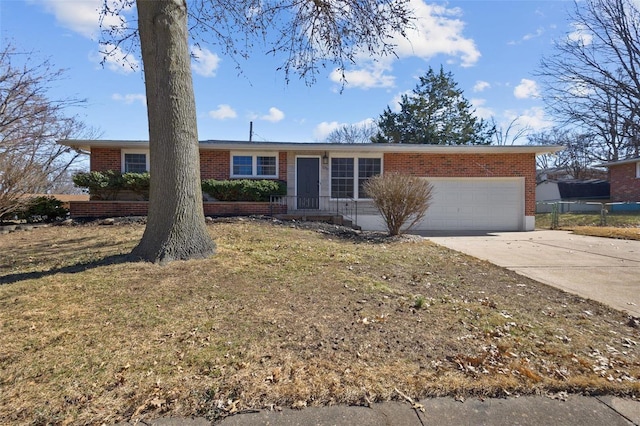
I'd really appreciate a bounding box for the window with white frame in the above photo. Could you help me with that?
[331,157,381,199]
[636,162,640,178]
[231,153,278,178]
[122,151,149,173]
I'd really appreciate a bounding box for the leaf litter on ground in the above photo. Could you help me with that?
[0,216,638,424]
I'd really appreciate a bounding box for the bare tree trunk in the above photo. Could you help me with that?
[133,0,216,263]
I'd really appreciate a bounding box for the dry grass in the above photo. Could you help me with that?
[1,218,639,424]
[536,212,640,240]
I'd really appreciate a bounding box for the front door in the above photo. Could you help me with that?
[296,157,320,209]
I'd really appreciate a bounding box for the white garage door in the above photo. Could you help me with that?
[415,177,524,231]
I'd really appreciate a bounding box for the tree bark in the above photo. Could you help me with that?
[133,0,216,263]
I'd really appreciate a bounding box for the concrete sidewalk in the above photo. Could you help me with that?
[121,395,640,425]
[426,230,640,317]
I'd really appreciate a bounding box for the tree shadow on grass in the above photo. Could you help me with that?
[0,253,137,286]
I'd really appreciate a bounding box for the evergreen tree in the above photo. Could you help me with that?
[373,66,494,145]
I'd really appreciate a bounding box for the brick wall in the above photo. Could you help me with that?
[384,152,537,215]
[200,150,230,180]
[69,201,286,218]
[91,148,121,172]
[609,163,640,202]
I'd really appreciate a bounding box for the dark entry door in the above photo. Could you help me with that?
[296,157,320,209]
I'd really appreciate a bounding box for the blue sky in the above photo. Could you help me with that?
[1,1,579,143]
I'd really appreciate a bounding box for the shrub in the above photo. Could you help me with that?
[121,172,150,199]
[202,179,286,202]
[364,173,433,236]
[16,196,68,222]
[73,171,150,200]
[73,171,124,200]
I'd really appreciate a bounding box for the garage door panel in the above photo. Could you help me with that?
[417,178,524,231]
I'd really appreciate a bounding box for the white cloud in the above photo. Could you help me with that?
[568,22,593,45]
[389,90,413,112]
[522,27,544,41]
[330,65,395,89]
[470,98,494,120]
[209,104,237,120]
[260,107,285,123]
[473,80,491,93]
[394,1,480,68]
[112,93,146,105]
[313,118,376,140]
[505,107,553,131]
[514,78,540,99]
[92,43,140,74]
[31,0,129,38]
[191,45,221,77]
[336,0,480,90]
[314,121,343,140]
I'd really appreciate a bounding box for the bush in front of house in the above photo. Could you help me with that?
[16,196,68,222]
[364,173,434,236]
[201,179,286,202]
[73,171,125,200]
[121,172,150,199]
[73,171,150,200]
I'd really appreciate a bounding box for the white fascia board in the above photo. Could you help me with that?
[60,139,563,156]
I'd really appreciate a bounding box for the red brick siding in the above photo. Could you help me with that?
[69,201,287,218]
[278,152,287,181]
[383,152,537,215]
[197,150,287,181]
[200,150,230,180]
[609,163,640,202]
[91,148,121,172]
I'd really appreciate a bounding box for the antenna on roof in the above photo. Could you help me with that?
[249,121,253,142]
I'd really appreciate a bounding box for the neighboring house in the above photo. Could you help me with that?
[596,156,640,211]
[536,167,607,184]
[60,139,560,232]
[536,180,610,213]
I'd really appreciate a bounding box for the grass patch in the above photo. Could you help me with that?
[536,212,640,240]
[1,218,639,424]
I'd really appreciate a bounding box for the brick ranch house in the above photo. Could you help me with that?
[597,156,640,210]
[60,139,561,232]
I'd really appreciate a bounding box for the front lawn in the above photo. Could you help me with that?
[0,218,638,424]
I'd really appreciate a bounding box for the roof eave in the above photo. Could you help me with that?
[59,139,564,155]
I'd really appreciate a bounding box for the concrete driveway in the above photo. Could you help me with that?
[425,230,640,316]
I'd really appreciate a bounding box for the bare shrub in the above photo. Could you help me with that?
[364,173,434,236]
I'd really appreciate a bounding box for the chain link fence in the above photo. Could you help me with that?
[536,201,640,229]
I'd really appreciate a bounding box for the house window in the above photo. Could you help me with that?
[331,158,354,198]
[122,152,148,173]
[231,153,278,178]
[331,157,381,199]
[636,162,640,178]
[358,158,382,198]
[257,156,277,176]
[232,155,253,176]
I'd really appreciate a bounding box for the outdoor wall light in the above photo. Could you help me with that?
[322,152,329,165]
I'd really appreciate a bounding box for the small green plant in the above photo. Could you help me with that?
[414,295,426,309]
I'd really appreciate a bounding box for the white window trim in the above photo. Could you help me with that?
[230,152,279,178]
[121,149,150,173]
[330,155,383,200]
[636,162,640,178]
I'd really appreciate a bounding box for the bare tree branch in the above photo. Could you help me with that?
[0,43,98,218]
[538,0,640,161]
